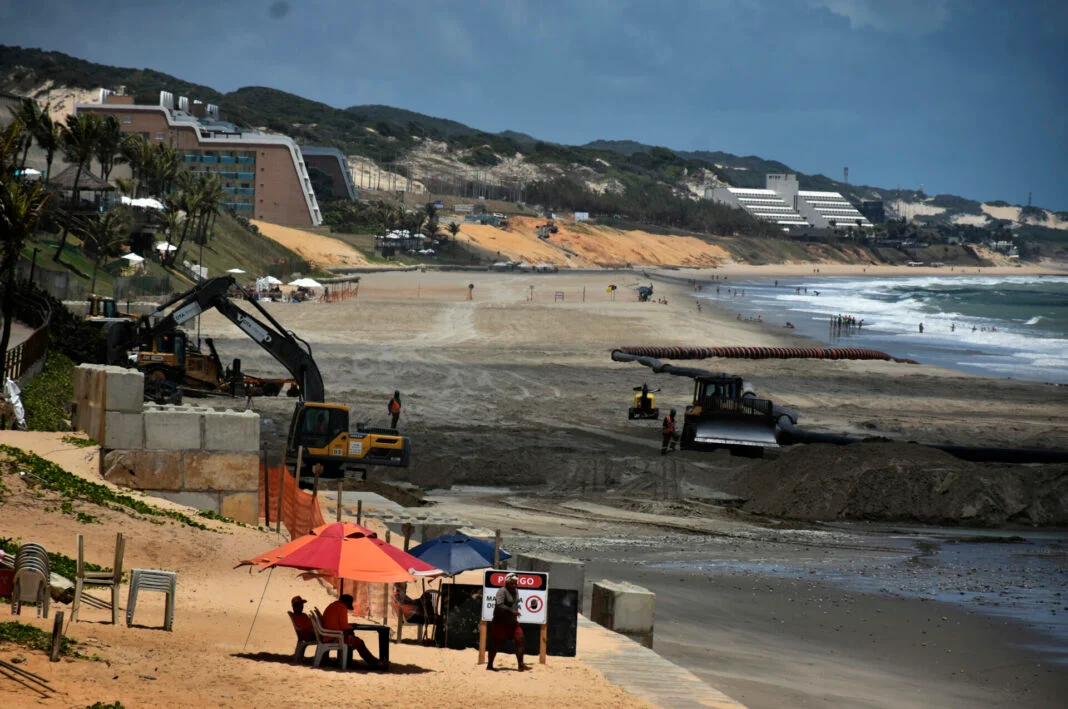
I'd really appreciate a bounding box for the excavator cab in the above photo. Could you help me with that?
[287,402,411,476]
[680,375,778,457]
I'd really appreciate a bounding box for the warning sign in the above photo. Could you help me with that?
[482,570,549,625]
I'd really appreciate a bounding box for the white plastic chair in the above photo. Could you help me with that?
[311,608,347,670]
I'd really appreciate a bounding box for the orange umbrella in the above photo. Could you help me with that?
[241,522,442,584]
[240,522,377,568]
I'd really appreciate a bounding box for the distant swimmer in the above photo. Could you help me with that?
[919,323,924,333]
[951,323,956,332]
[784,322,796,329]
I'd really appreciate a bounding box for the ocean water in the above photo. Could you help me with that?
[699,275,1068,383]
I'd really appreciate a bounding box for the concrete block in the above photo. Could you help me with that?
[143,406,202,450]
[73,365,90,402]
[103,411,144,450]
[590,580,655,648]
[202,409,260,452]
[80,401,105,442]
[88,365,107,408]
[104,368,144,413]
[152,490,220,513]
[515,552,586,594]
[220,491,260,525]
[102,449,183,491]
[183,452,259,491]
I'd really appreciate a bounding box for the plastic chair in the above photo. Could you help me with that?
[126,568,177,631]
[310,608,347,670]
[11,568,49,617]
[289,611,318,662]
[393,589,438,643]
[72,533,125,625]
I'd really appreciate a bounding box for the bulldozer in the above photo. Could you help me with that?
[628,384,660,420]
[136,330,295,397]
[678,374,779,457]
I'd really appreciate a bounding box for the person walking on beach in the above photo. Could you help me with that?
[487,574,531,672]
[661,409,679,455]
[388,390,402,428]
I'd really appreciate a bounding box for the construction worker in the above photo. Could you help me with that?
[661,409,678,455]
[388,390,402,428]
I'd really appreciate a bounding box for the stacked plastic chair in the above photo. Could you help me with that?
[11,543,51,618]
[126,568,177,631]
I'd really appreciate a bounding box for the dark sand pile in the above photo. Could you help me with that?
[731,442,1068,526]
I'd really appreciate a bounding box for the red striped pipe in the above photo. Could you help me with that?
[614,346,919,365]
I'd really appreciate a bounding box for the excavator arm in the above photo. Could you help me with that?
[138,276,325,402]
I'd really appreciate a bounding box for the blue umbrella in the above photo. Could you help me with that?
[408,534,511,576]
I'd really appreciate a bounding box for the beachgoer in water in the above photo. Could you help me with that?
[919,323,924,333]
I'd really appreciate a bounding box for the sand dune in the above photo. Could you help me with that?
[252,220,371,268]
[457,216,730,268]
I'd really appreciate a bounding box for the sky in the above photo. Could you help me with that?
[1,0,1065,209]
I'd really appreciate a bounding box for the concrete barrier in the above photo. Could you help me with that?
[102,450,183,491]
[590,580,655,648]
[202,409,260,452]
[103,367,144,413]
[143,405,203,450]
[103,411,144,450]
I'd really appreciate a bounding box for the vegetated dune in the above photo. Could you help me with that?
[732,442,1068,526]
[456,216,730,268]
[251,220,370,268]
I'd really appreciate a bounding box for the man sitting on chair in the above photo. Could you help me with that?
[322,594,382,668]
[290,596,314,642]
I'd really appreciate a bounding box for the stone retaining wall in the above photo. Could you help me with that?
[73,364,261,524]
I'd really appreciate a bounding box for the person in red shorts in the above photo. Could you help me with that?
[487,573,531,672]
[322,594,382,669]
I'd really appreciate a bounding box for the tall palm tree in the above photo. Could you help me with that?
[446,221,461,243]
[9,98,42,173]
[147,142,179,195]
[76,209,129,294]
[34,111,62,185]
[53,113,101,262]
[95,115,125,181]
[121,134,152,194]
[0,120,52,370]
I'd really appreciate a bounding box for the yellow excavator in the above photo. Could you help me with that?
[138,276,411,476]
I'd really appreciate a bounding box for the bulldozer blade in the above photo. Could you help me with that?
[693,419,779,448]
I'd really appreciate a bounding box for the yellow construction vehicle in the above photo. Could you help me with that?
[140,276,411,476]
[137,331,295,397]
[628,384,660,420]
[85,294,136,321]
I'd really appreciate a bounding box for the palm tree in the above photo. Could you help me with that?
[446,221,461,243]
[0,119,52,371]
[53,113,101,262]
[121,134,152,194]
[146,142,179,195]
[95,116,125,181]
[34,111,62,185]
[76,209,130,294]
[9,98,42,173]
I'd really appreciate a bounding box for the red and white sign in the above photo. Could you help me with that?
[482,570,549,625]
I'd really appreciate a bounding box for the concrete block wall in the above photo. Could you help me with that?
[590,580,655,648]
[73,364,261,524]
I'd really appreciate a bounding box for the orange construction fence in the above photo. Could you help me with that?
[259,464,326,540]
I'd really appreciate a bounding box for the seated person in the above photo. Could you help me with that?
[290,595,314,642]
[395,587,438,625]
[322,594,382,668]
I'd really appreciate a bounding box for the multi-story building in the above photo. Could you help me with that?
[859,200,886,224]
[76,90,322,226]
[708,173,872,230]
[299,146,357,202]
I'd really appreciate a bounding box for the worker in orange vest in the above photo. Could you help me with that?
[661,409,678,455]
[388,390,402,429]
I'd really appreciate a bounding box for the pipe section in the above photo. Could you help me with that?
[615,346,919,365]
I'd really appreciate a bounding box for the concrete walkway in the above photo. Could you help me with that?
[1,320,32,350]
[578,616,747,709]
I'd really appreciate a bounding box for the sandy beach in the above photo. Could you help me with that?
[2,268,1065,708]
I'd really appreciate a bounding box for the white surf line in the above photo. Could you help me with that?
[578,616,747,708]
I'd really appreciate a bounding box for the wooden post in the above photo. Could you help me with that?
[261,442,269,527]
[311,463,322,499]
[336,480,343,522]
[356,500,363,526]
[539,624,547,665]
[478,620,487,664]
[50,612,64,662]
[493,529,501,568]
[383,530,391,627]
[402,522,413,552]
